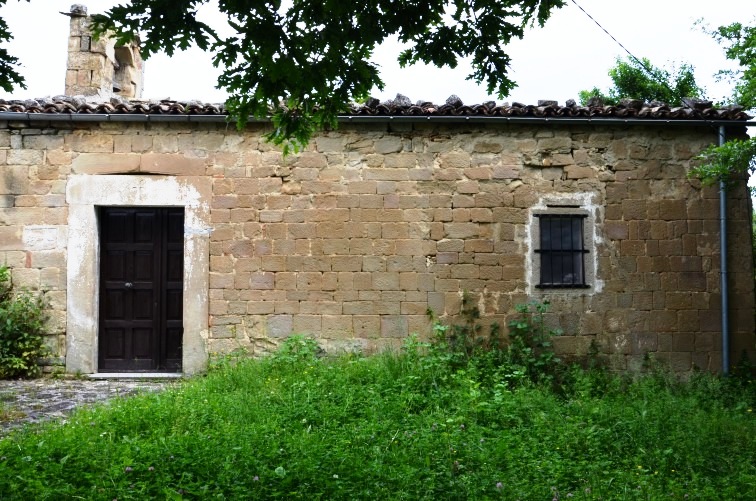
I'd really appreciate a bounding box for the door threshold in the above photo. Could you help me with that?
[89,373,184,380]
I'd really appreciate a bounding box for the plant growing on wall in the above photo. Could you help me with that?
[0,266,48,378]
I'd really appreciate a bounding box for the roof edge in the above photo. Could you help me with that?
[0,96,752,123]
[0,111,751,128]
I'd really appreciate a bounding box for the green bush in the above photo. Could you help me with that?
[0,265,48,378]
[503,300,563,386]
[427,295,564,388]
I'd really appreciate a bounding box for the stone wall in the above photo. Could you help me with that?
[0,118,753,373]
[65,6,144,99]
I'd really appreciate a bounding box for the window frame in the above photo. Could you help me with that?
[528,199,597,294]
[534,213,590,289]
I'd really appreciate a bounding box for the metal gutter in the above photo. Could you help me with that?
[718,126,730,376]
[0,112,237,123]
[338,115,753,127]
[0,111,752,128]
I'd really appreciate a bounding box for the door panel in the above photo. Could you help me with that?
[99,207,184,372]
[162,209,185,371]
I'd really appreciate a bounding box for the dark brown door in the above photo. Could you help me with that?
[98,207,184,372]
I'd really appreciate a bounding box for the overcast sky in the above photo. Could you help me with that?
[0,0,753,107]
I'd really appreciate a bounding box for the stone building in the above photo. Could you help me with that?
[0,8,753,375]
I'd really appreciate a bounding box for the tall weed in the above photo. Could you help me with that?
[0,266,48,378]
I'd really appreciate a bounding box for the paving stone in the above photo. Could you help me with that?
[0,379,175,436]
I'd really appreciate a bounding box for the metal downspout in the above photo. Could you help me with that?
[718,126,730,375]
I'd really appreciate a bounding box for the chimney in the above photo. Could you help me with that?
[64,4,143,99]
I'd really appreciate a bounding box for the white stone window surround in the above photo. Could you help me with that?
[65,175,211,374]
[526,193,603,295]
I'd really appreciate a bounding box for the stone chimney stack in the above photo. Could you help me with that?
[64,4,143,99]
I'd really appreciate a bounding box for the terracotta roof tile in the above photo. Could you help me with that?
[0,95,750,121]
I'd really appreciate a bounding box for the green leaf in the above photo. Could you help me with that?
[689,137,756,189]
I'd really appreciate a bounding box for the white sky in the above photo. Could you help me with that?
[0,0,753,106]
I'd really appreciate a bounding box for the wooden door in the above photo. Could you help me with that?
[98,207,184,372]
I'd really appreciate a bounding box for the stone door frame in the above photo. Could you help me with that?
[66,175,211,374]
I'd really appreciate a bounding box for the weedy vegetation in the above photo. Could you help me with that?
[0,301,754,499]
[0,265,47,379]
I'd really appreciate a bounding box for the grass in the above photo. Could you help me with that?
[0,339,754,500]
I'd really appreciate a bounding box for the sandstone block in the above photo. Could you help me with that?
[0,226,22,250]
[292,315,322,334]
[65,133,114,153]
[373,272,400,290]
[381,222,408,239]
[71,153,141,174]
[456,180,479,194]
[450,264,478,279]
[472,140,503,153]
[604,221,628,240]
[267,314,293,338]
[22,135,64,151]
[322,315,353,338]
[364,168,409,181]
[293,152,327,169]
[669,256,702,272]
[246,301,275,314]
[10,267,40,289]
[678,272,706,291]
[383,153,417,169]
[259,210,283,223]
[620,199,646,220]
[465,167,492,180]
[332,256,362,272]
[298,272,325,290]
[492,207,526,224]
[381,315,408,338]
[650,310,678,332]
[31,250,65,268]
[140,153,205,175]
[564,165,596,179]
[374,137,402,154]
[439,151,471,170]
[349,181,377,194]
[443,223,479,239]
[620,240,646,256]
[0,165,30,194]
[537,136,571,152]
[249,272,275,290]
[352,315,380,338]
[657,239,682,256]
[659,199,686,220]
[343,301,376,315]
[151,135,178,153]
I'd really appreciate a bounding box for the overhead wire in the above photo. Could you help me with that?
[568,0,727,132]
[568,0,656,80]
[569,0,746,378]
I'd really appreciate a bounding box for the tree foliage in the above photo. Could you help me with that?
[690,22,756,192]
[0,0,28,93]
[709,21,756,110]
[85,0,564,153]
[578,57,703,106]
[690,138,756,190]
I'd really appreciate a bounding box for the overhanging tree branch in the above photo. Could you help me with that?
[83,0,566,153]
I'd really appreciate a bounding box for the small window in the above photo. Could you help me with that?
[535,214,589,288]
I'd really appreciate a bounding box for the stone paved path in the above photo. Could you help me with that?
[0,379,176,436]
